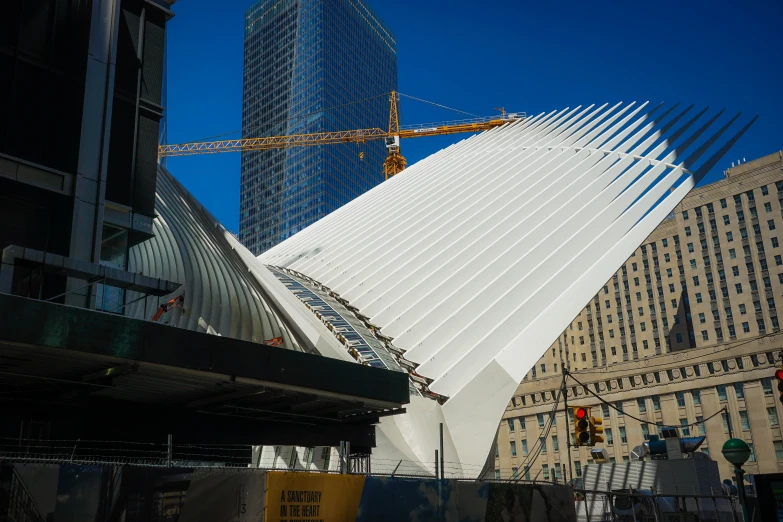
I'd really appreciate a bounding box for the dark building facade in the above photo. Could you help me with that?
[240,0,398,254]
[0,0,175,311]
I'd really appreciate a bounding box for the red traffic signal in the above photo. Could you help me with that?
[776,368,783,403]
[574,407,590,445]
[576,407,588,420]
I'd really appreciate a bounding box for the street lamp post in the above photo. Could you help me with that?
[722,438,751,522]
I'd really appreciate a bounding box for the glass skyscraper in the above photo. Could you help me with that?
[241,0,397,254]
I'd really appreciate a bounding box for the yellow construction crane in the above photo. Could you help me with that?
[158,92,524,179]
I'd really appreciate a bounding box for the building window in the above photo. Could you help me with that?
[742,322,750,333]
[680,418,690,436]
[552,436,559,452]
[769,407,779,427]
[692,389,701,405]
[774,238,780,248]
[770,220,777,231]
[693,276,700,286]
[723,215,730,225]
[685,226,691,236]
[701,330,709,341]
[676,392,686,407]
[717,385,728,401]
[540,437,547,454]
[740,411,750,430]
[637,398,646,413]
[695,415,705,435]
[537,413,545,428]
[641,424,649,440]
[763,378,774,395]
[575,461,582,477]
[495,469,501,480]
[773,441,783,461]
[619,426,627,443]
[507,419,515,432]
[542,464,549,481]
[748,443,757,462]
[522,440,528,456]
[616,401,624,416]
[699,312,706,323]
[602,404,610,418]
[510,441,517,457]
[652,395,661,411]
[722,412,732,433]
[605,428,613,445]
[736,283,743,294]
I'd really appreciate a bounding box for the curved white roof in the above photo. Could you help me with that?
[259,103,754,467]
[127,167,356,358]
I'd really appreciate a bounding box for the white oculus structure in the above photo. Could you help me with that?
[257,102,755,474]
[134,103,754,477]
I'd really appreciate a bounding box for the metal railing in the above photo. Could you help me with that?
[0,436,563,483]
[574,487,749,522]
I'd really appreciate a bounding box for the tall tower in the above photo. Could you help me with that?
[240,0,398,254]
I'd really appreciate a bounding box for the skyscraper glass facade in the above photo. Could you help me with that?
[241,0,397,254]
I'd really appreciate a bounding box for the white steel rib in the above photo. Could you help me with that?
[258,102,755,470]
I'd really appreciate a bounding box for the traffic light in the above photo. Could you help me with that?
[775,368,783,404]
[574,407,590,446]
[590,415,604,445]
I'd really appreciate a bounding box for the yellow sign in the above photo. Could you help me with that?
[265,471,365,522]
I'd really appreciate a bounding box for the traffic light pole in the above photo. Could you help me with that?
[562,370,574,484]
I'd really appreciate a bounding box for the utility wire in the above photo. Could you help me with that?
[511,386,562,483]
[565,370,728,430]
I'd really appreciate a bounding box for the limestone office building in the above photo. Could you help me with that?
[495,151,783,483]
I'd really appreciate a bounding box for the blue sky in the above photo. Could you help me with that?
[165,0,783,234]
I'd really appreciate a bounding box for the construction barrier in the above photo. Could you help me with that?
[0,461,578,521]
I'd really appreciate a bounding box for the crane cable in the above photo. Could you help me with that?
[176,92,391,143]
[397,92,481,118]
[167,91,484,146]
